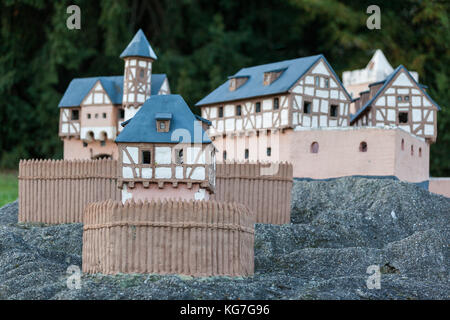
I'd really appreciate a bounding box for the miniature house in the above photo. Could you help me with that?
[196,53,442,185]
[58,29,170,160]
[350,65,439,143]
[195,54,352,164]
[116,94,216,203]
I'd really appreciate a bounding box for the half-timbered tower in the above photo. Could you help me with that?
[195,54,352,163]
[116,94,216,203]
[350,65,440,143]
[120,29,159,121]
[58,29,171,160]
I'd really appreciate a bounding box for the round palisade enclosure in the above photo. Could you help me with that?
[82,199,255,277]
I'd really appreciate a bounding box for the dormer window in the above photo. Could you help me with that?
[229,76,249,91]
[263,69,285,86]
[155,113,172,132]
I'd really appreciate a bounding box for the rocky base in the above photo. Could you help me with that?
[0,177,448,299]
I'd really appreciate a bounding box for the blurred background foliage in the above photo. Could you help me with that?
[0,0,448,175]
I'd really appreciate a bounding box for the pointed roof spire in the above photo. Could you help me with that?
[366,49,393,79]
[120,29,157,60]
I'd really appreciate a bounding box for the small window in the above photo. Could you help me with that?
[359,141,368,152]
[330,105,338,118]
[100,140,106,147]
[87,113,91,119]
[142,151,151,164]
[119,109,125,119]
[267,147,272,157]
[244,148,249,159]
[303,101,311,114]
[157,120,170,132]
[273,98,279,110]
[255,102,261,113]
[419,147,422,157]
[218,107,223,118]
[223,151,227,161]
[263,73,271,85]
[71,110,79,120]
[401,139,405,150]
[175,149,183,164]
[315,76,320,87]
[236,105,242,116]
[325,78,329,88]
[102,113,107,119]
[397,96,402,102]
[404,95,410,102]
[398,112,408,124]
[138,67,145,80]
[83,142,88,148]
[411,145,414,156]
[310,142,319,153]
[95,113,99,119]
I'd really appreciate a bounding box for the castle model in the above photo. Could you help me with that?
[57,30,448,197]
[18,29,447,277]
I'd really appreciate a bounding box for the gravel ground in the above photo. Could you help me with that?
[0,177,449,299]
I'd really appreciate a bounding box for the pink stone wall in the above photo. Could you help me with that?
[428,178,450,198]
[284,128,429,183]
[124,182,209,202]
[63,138,118,160]
[213,130,285,162]
[212,127,430,183]
[393,130,429,182]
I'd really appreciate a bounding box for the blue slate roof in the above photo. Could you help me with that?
[116,95,212,144]
[350,65,441,123]
[58,74,167,107]
[196,54,351,106]
[119,29,157,60]
[195,114,212,126]
[155,113,172,120]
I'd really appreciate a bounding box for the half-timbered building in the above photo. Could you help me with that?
[350,65,440,143]
[195,54,352,163]
[116,94,216,203]
[58,29,171,160]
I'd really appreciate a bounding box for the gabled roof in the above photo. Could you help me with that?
[350,65,441,123]
[196,54,350,106]
[58,74,167,107]
[116,95,211,144]
[119,29,157,60]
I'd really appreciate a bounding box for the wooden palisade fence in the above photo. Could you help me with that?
[18,159,120,223]
[212,161,293,224]
[18,159,293,225]
[82,200,255,276]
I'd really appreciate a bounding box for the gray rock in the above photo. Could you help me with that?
[0,177,449,300]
